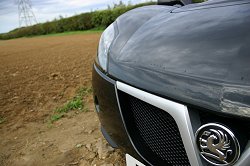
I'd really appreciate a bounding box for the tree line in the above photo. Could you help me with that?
[0,2,155,40]
[0,0,205,40]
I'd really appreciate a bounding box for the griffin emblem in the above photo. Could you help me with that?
[196,123,240,166]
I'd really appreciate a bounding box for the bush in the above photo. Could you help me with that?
[0,2,156,40]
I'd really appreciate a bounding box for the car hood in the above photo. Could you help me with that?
[108,2,250,117]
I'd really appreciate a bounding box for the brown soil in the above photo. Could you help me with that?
[0,34,125,166]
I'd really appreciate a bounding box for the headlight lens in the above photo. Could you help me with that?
[98,24,115,71]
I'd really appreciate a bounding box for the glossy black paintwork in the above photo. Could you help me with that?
[92,65,142,158]
[92,65,126,146]
[108,1,250,117]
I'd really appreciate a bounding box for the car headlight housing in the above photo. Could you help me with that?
[97,23,115,71]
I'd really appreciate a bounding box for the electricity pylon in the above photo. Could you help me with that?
[17,0,37,27]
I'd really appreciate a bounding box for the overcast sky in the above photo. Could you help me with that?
[0,0,152,33]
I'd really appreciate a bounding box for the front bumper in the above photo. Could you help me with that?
[92,64,141,159]
[92,64,250,166]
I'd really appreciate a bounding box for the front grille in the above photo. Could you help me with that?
[118,91,190,166]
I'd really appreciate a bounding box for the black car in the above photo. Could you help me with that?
[92,0,250,165]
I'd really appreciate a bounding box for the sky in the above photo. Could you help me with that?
[0,0,152,33]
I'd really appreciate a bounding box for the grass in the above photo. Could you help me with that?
[35,29,103,38]
[77,87,93,97]
[49,87,92,123]
[0,30,103,41]
[0,117,5,124]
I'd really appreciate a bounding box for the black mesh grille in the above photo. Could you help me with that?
[118,91,190,166]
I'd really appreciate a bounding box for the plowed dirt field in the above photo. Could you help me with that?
[0,33,125,166]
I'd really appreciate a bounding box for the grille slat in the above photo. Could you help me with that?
[119,91,190,166]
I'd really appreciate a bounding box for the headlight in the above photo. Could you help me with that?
[98,23,115,71]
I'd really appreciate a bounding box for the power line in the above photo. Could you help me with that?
[18,0,37,27]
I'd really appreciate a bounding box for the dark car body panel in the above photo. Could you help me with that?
[107,1,250,118]
[92,65,144,159]
[92,65,128,147]
[174,0,250,12]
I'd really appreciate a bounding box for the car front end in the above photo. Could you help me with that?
[92,1,250,165]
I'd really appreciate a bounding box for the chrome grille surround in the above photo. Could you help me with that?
[116,81,202,166]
